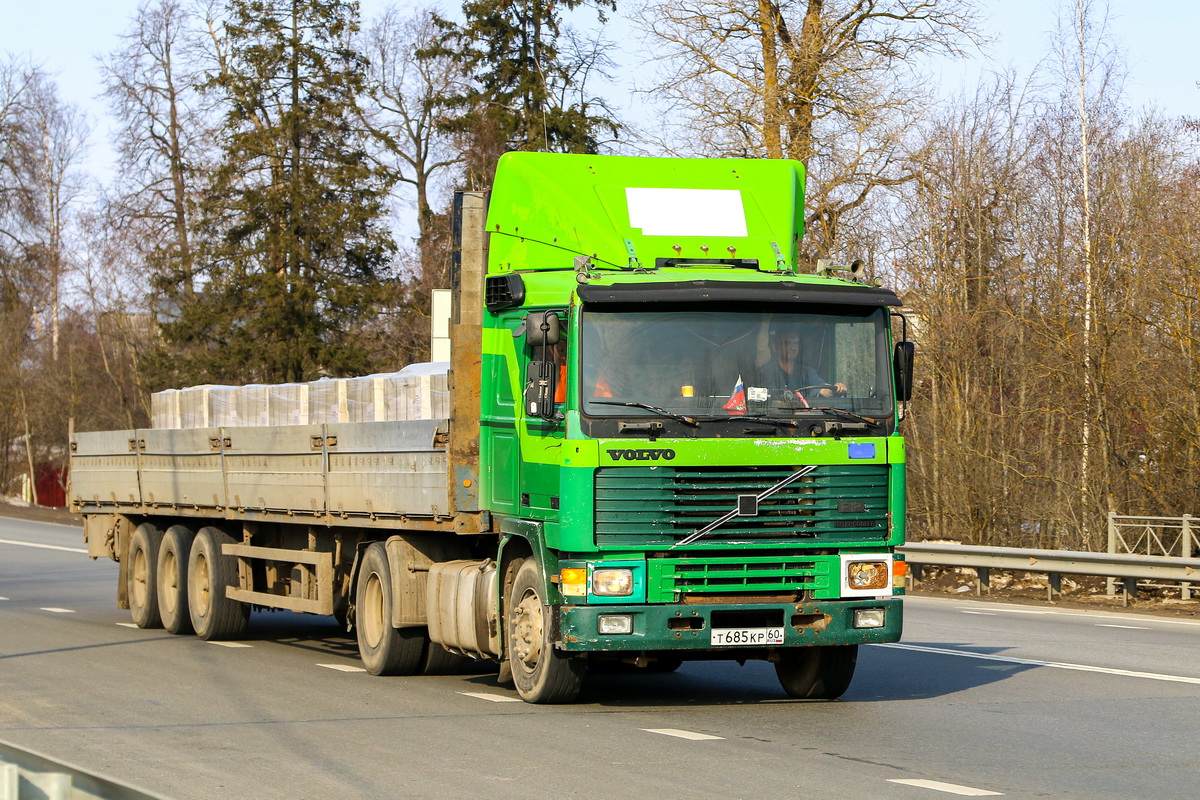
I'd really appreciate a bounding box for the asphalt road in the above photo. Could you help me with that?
[2,517,1198,799]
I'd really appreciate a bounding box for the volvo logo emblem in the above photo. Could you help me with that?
[606,448,676,461]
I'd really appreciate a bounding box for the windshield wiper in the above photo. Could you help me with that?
[812,407,888,425]
[591,401,700,427]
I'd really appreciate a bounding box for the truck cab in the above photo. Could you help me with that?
[456,153,911,701]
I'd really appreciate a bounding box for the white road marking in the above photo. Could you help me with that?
[1095,623,1149,630]
[908,596,1200,628]
[207,641,252,648]
[963,606,1053,615]
[0,537,88,554]
[116,622,140,629]
[40,607,74,613]
[458,691,521,703]
[642,728,724,741]
[960,611,995,616]
[889,778,1003,796]
[317,663,366,672]
[0,597,8,601]
[876,642,1200,685]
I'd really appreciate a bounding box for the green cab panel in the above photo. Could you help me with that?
[486,152,806,275]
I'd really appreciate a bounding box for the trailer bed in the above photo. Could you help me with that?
[71,420,452,528]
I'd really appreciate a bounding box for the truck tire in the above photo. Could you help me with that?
[774,645,858,700]
[355,542,424,676]
[421,641,478,675]
[127,523,163,629]
[157,525,195,635]
[506,558,584,703]
[187,526,249,640]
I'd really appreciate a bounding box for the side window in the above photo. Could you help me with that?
[834,321,875,393]
[489,317,522,410]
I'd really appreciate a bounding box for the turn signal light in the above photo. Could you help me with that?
[560,568,587,596]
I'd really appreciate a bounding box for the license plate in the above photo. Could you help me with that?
[711,627,785,646]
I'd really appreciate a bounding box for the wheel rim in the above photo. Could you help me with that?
[161,549,178,616]
[131,546,149,609]
[512,589,544,671]
[362,572,385,649]
[191,552,210,620]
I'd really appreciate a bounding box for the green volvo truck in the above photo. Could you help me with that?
[70,153,913,703]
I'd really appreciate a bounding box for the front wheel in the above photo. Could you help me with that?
[506,559,583,703]
[354,542,424,676]
[775,645,858,700]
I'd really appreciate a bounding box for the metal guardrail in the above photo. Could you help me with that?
[0,739,168,800]
[898,541,1199,605]
[1107,514,1197,600]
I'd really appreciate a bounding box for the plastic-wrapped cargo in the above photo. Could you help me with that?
[151,389,182,429]
[389,362,450,421]
[235,385,270,427]
[308,378,342,424]
[179,385,214,428]
[150,363,451,428]
[268,383,309,426]
[343,376,375,423]
[206,385,237,427]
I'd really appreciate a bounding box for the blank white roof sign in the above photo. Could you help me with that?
[625,188,748,237]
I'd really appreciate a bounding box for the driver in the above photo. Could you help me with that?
[762,328,846,401]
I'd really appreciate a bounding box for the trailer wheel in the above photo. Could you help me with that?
[187,527,249,640]
[774,645,858,700]
[506,559,584,703]
[157,525,195,635]
[355,543,423,676]
[127,524,163,629]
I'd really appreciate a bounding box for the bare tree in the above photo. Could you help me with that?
[363,4,465,260]
[100,0,215,300]
[21,73,91,363]
[636,0,979,263]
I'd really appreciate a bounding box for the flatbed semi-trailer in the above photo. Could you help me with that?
[71,152,914,703]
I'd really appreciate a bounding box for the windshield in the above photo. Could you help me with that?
[580,305,895,423]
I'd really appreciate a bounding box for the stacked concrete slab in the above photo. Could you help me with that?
[150,363,450,429]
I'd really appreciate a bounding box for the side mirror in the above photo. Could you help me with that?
[524,312,560,347]
[524,360,558,419]
[893,341,915,402]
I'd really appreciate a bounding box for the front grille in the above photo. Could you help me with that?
[594,464,888,547]
[648,555,832,602]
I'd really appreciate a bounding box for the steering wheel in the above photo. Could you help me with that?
[794,384,847,398]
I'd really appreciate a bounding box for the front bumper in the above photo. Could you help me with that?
[557,597,902,653]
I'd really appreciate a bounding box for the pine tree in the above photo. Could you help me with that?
[162,0,396,384]
[426,0,619,186]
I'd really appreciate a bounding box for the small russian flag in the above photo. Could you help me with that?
[722,375,746,415]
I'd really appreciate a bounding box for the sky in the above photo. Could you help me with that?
[0,0,1194,187]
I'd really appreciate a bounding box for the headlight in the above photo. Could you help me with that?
[591,568,634,597]
[847,561,890,591]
